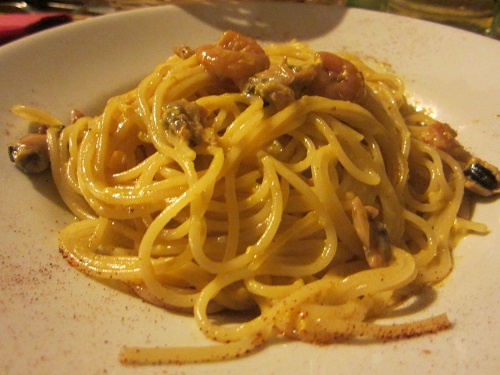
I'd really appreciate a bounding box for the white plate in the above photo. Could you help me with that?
[1,3,499,374]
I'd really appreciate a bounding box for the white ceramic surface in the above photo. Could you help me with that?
[1,3,499,374]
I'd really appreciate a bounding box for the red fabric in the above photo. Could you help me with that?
[0,13,72,44]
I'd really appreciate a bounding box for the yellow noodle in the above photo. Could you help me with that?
[15,36,491,365]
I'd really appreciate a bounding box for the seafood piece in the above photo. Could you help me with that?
[412,121,500,197]
[162,99,207,146]
[70,109,85,124]
[8,108,82,175]
[413,121,470,162]
[351,196,392,268]
[195,30,270,82]
[8,133,50,174]
[308,51,366,102]
[464,159,500,197]
[244,60,317,110]
[174,45,195,59]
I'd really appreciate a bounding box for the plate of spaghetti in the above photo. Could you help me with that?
[1,2,499,374]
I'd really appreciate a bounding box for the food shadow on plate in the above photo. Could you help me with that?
[19,169,69,213]
[384,284,438,318]
[177,2,349,42]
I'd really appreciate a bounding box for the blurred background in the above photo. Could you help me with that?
[1,0,499,44]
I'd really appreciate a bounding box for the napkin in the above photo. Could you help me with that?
[0,13,72,45]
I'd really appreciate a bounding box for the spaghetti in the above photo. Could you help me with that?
[10,31,496,364]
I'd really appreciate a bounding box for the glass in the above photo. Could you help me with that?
[386,0,499,35]
[491,3,500,38]
[346,0,387,10]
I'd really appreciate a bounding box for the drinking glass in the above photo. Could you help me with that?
[386,0,499,35]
